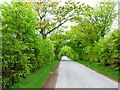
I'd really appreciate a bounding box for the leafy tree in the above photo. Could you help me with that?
[1,1,37,87]
[93,1,117,38]
[66,30,85,60]
[68,0,116,56]
[50,32,66,60]
[106,30,120,70]
[1,0,119,88]
[65,0,119,71]
[73,0,117,44]
[35,0,91,38]
[1,1,55,88]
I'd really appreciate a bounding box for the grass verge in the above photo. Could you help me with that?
[10,60,58,88]
[78,60,119,82]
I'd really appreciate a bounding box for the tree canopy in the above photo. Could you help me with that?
[1,0,119,88]
[35,0,92,38]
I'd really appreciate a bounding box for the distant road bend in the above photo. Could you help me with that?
[44,56,118,88]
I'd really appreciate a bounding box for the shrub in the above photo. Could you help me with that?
[90,30,120,70]
[1,1,36,87]
[1,1,55,88]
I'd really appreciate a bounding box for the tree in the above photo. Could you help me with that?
[66,29,85,60]
[50,29,67,60]
[93,1,117,38]
[1,1,55,88]
[58,46,79,60]
[106,30,120,70]
[1,1,37,87]
[65,0,118,65]
[74,0,117,43]
[35,0,91,38]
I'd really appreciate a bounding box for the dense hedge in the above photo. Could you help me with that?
[90,30,120,70]
[68,30,120,71]
[1,2,54,88]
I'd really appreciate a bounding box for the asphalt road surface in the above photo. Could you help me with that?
[45,56,118,88]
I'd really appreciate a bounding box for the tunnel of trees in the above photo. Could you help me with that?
[0,0,119,88]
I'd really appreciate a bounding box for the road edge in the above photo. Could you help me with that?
[43,60,60,88]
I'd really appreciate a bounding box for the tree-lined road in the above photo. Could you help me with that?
[45,56,118,88]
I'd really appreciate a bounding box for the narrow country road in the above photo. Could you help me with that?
[44,56,118,88]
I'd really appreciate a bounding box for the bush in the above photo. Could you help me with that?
[91,30,120,70]
[1,1,55,88]
[1,2,36,87]
[107,30,120,70]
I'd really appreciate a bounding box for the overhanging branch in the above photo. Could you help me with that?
[45,10,75,36]
[45,18,69,35]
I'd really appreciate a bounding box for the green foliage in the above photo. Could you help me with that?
[93,1,117,37]
[50,31,68,60]
[59,46,79,61]
[1,1,55,88]
[1,0,119,88]
[10,60,58,88]
[1,1,36,87]
[65,0,119,71]
[98,30,120,70]
[35,0,91,38]
[67,29,120,71]
[73,0,117,43]
[86,30,120,71]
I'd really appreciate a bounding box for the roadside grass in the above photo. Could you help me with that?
[78,60,119,82]
[10,60,58,88]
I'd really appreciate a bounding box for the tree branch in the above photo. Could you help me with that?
[40,10,47,20]
[45,18,69,36]
[45,10,75,36]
